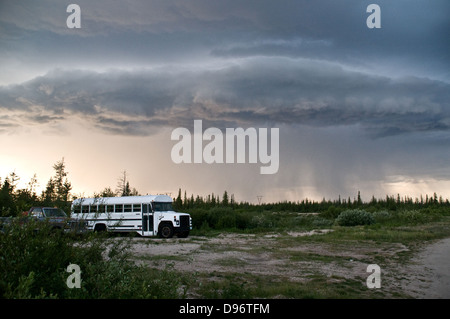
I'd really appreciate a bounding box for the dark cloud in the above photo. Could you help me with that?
[0,57,448,137]
[1,1,449,82]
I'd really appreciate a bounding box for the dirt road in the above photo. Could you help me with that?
[402,238,450,298]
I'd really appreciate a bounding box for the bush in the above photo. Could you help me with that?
[372,210,392,223]
[189,207,254,230]
[0,219,188,298]
[250,214,272,229]
[291,215,334,228]
[395,209,438,225]
[311,217,334,228]
[335,209,375,226]
[320,206,343,220]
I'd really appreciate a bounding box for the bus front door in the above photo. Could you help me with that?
[142,204,154,236]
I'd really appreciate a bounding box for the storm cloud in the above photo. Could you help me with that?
[1,0,449,82]
[1,57,449,138]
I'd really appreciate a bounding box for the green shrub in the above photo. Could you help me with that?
[0,219,188,299]
[188,209,209,229]
[250,214,272,229]
[395,209,438,225]
[189,207,254,230]
[320,206,343,219]
[335,209,375,226]
[311,217,334,228]
[291,215,334,228]
[372,210,392,223]
[235,212,252,229]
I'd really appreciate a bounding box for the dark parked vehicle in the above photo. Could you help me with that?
[28,207,87,233]
[1,207,87,234]
[0,207,87,234]
[29,207,68,229]
[0,217,12,233]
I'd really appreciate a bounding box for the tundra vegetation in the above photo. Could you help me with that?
[1,161,449,298]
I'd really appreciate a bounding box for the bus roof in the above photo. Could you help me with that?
[71,195,173,206]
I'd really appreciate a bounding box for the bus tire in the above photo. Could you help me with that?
[94,223,107,232]
[158,223,174,238]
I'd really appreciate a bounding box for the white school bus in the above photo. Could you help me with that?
[71,195,192,238]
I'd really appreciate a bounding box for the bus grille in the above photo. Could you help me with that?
[180,216,190,231]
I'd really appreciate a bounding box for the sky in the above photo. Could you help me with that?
[0,0,449,203]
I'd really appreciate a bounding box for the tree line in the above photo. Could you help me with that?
[173,188,450,213]
[1,158,449,218]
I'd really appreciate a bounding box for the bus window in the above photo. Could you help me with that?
[73,206,81,214]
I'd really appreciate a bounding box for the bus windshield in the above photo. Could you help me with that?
[152,202,174,212]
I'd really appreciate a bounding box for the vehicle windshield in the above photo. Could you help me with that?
[43,208,67,217]
[152,202,174,212]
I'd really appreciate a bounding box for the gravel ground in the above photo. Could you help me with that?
[128,231,450,298]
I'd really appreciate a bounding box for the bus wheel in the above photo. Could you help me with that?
[94,224,107,232]
[158,223,174,238]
